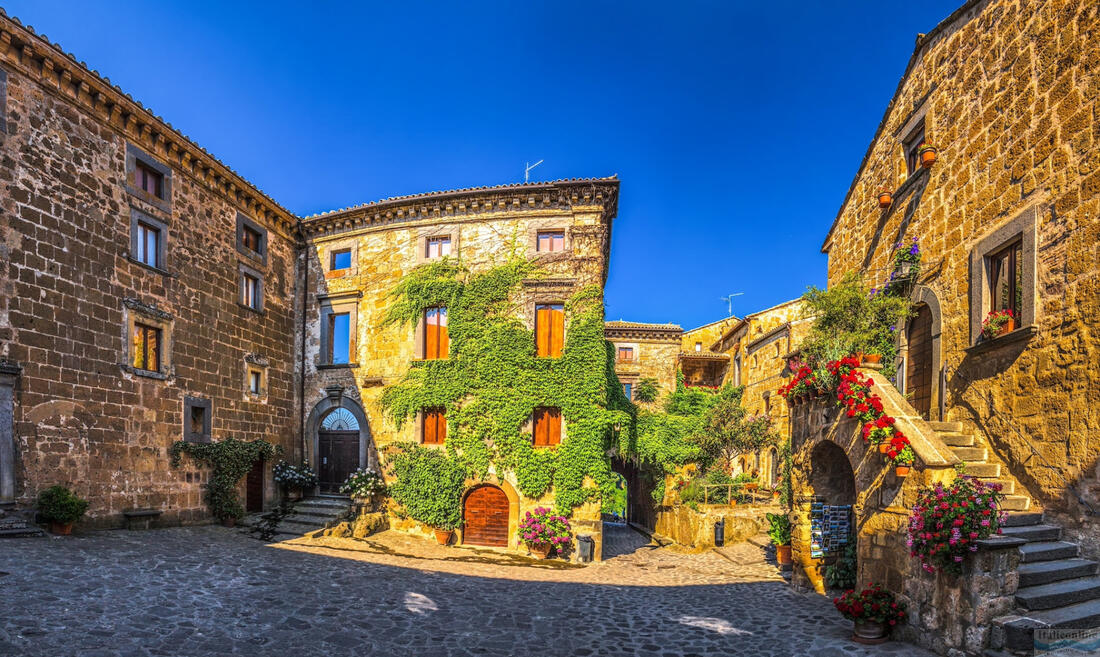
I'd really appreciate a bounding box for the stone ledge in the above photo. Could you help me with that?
[975,536,1027,550]
[965,325,1038,355]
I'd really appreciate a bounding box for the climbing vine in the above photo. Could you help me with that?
[379,257,632,515]
[170,438,281,521]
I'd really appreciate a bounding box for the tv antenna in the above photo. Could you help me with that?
[721,292,744,316]
[525,159,543,183]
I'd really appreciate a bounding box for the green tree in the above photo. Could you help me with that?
[692,385,778,470]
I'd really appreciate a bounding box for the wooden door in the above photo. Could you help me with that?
[318,430,358,493]
[906,305,934,419]
[463,485,509,547]
[245,457,264,513]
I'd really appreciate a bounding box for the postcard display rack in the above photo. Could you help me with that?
[809,498,852,559]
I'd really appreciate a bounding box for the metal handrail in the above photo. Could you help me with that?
[700,483,773,506]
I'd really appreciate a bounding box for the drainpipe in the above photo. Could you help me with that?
[298,242,309,462]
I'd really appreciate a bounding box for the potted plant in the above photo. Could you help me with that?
[273,459,319,501]
[981,309,1016,340]
[877,187,893,209]
[861,353,882,365]
[340,468,386,510]
[918,143,938,168]
[908,473,1005,574]
[766,512,792,566]
[834,583,907,643]
[519,507,572,559]
[36,485,89,535]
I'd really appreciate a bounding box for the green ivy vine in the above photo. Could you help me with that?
[379,257,632,515]
[170,438,281,520]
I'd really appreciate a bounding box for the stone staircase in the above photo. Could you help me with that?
[930,421,1031,511]
[0,502,44,538]
[247,495,351,542]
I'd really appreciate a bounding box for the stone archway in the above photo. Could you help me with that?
[802,440,858,593]
[305,389,374,493]
[808,441,856,505]
[459,478,519,549]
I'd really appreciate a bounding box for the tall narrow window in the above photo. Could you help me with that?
[623,383,633,401]
[533,407,562,447]
[135,221,161,268]
[536,231,565,253]
[135,161,164,199]
[695,341,702,352]
[617,346,634,362]
[184,397,211,443]
[132,323,161,372]
[330,248,352,270]
[249,370,262,395]
[989,240,1023,318]
[423,407,446,445]
[904,123,926,175]
[241,273,261,310]
[535,304,565,357]
[328,312,351,364]
[426,237,452,259]
[242,225,263,254]
[424,306,449,359]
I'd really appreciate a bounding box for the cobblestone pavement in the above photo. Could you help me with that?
[0,524,935,657]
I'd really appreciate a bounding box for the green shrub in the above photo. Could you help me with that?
[170,438,281,521]
[766,512,791,546]
[825,543,857,590]
[386,444,467,530]
[634,377,659,403]
[36,485,89,524]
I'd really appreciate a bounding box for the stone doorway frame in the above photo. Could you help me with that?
[305,387,375,483]
[0,361,20,501]
[899,285,943,421]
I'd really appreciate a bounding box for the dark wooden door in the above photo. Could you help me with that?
[245,457,265,512]
[463,485,509,547]
[907,305,934,419]
[318,430,358,493]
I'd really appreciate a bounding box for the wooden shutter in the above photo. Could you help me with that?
[550,306,564,357]
[423,408,445,445]
[533,408,546,446]
[438,307,448,358]
[533,407,561,447]
[536,305,550,356]
[425,307,449,359]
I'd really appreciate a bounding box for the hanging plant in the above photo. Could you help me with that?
[170,438,281,521]
[877,187,893,209]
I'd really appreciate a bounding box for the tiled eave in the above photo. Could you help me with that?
[605,321,682,342]
[678,351,730,362]
[0,10,298,238]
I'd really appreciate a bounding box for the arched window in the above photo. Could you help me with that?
[768,447,779,487]
[321,407,359,431]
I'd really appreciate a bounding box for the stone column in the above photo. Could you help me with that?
[0,361,20,501]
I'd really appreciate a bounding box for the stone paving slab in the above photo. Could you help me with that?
[0,525,936,656]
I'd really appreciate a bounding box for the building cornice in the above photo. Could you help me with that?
[605,320,682,343]
[678,351,730,362]
[0,10,298,239]
[302,178,619,239]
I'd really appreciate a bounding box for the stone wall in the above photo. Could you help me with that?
[821,0,1100,544]
[653,502,777,550]
[604,321,682,400]
[0,18,300,527]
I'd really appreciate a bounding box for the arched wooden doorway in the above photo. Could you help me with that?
[318,408,359,493]
[463,485,510,547]
[906,304,934,419]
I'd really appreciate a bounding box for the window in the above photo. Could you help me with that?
[695,341,702,352]
[733,354,742,386]
[132,323,161,372]
[330,248,352,270]
[422,407,446,445]
[904,123,926,175]
[135,221,161,268]
[424,307,448,359]
[426,236,452,259]
[989,240,1023,318]
[241,271,262,310]
[623,383,633,401]
[236,214,268,263]
[242,225,263,254]
[183,397,211,443]
[535,304,565,357]
[248,370,262,395]
[617,346,634,362]
[135,160,164,199]
[536,231,565,253]
[533,407,562,447]
[328,312,351,364]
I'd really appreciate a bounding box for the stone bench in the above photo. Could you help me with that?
[122,508,162,530]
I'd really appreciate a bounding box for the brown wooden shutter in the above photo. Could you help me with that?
[533,408,545,446]
[438,307,448,358]
[550,306,564,357]
[536,305,550,356]
[548,408,561,445]
[423,409,436,444]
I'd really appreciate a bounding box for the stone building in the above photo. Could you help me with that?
[792,0,1100,653]
[0,9,623,546]
[604,321,682,402]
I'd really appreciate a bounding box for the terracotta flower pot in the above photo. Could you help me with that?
[745,483,758,491]
[862,353,882,365]
[998,317,1016,336]
[852,619,889,644]
[895,465,912,477]
[49,522,73,535]
[878,443,891,454]
[776,544,792,566]
[434,529,454,545]
[878,192,893,209]
[919,147,938,168]
[528,543,552,559]
[221,517,236,528]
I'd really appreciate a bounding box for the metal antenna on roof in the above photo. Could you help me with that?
[721,292,744,316]
[525,160,543,183]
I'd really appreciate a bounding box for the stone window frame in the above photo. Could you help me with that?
[183,396,212,443]
[967,204,1040,346]
[125,143,172,212]
[323,239,359,279]
[413,305,449,360]
[236,213,268,266]
[416,229,459,265]
[317,291,361,368]
[128,208,169,275]
[895,96,930,177]
[244,355,269,402]
[238,262,265,314]
[527,406,565,448]
[526,219,573,260]
[121,298,174,380]
[0,67,7,135]
[416,407,447,445]
[614,342,639,363]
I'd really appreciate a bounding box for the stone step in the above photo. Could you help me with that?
[987,479,1017,494]
[930,421,964,433]
[1020,541,1079,563]
[996,597,1100,653]
[941,432,975,446]
[1003,512,1045,527]
[962,462,1002,477]
[1019,559,1099,588]
[1001,495,1032,511]
[293,508,347,520]
[950,446,988,461]
[297,499,351,511]
[0,525,45,538]
[1016,576,1100,611]
[1001,524,1062,542]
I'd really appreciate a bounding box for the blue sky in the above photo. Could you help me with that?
[6,1,962,329]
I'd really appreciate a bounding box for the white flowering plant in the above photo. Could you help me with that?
[340,468,386,498]
[273,460,318,490]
